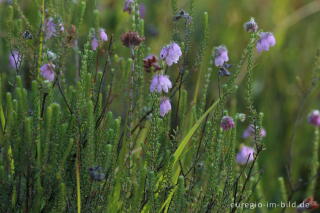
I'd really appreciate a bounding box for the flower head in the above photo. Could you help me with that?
[99,28,108,41]
[244,18,258,33]
[160,42,182,66]
[45,18,57,40]
[236,145,255,165]
[40,63,55,82]
[308,110,320,127]
[91,37,99,51]
[143,55,161,72]
[121,31,145,48]
[242,124,266,139]
[256,32,276,53]
[150,74,172,93]
[139,3,146,19]
[9,51,22,69]
[123,0,134,13]
[221,116,235,131]
[160,98,172,117]
[214,45,229,67]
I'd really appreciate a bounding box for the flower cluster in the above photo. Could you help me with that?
[242,124,266,139]
[308,110,320,127]
[150,74,172,93]
[44,17,64,40]
[150,74,173,117]
[160,42,182,66]
[214,45,229,67]
[220,116,235,131]
[9,50,22,69]
[40,63,55,82]
[236,145,255,165]
[213,45,232,76]
[91,28,108,51]
[256,32,276,53]
[123,0,134,14]
[147,42,182,117]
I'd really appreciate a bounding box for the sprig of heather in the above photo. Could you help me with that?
[278,176,288,202]
[306,122,319,196]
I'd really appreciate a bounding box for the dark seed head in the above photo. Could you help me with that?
[121,31,145,48]
[22,31,33,39]
[143,55,161,73]
[88,166,106,181]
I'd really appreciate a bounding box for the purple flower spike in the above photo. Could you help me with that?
[45,18,57,40]
[308,110,320,127]
[160,42,182,66]
[91,37,99,51]
[214,45,229,67]
[150,74,172,93]
[236,145,255,165]
[242,124,266,139]
[256,32,276,53]
[160,98,171,117]
[40,63,55,82]
[139,3,146,19]
[9,51,22,69]
[99,29,108,41]
[221,116,235,131]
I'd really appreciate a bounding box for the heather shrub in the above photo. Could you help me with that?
[0,0,320,213]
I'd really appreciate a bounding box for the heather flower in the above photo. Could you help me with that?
[160,42,182,66]
[242,124,266,139]
[99,28,108,41]
[256,32,276,53]
[214,45,229,67]
[160,98,171,117]
[150,74,172,93]
[40,63,55,82]
[9,50,22,69]
[221,116,235,131]
[139,3,146,19]
[236,145,255,165]
[244,18,258,33]
[45,18,57,40]
[91,37,99,51]
[308,110,320,127]
[143,55,161,72]
[88,166,105,181]
[123,0,134,13]
[121,31,145,48]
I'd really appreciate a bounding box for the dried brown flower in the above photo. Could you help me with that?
[143,55,161,73]
[120,31,145,48]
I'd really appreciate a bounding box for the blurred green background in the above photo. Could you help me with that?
[1,0,320,209]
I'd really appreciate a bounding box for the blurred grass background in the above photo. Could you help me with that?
[1,0,320,208]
